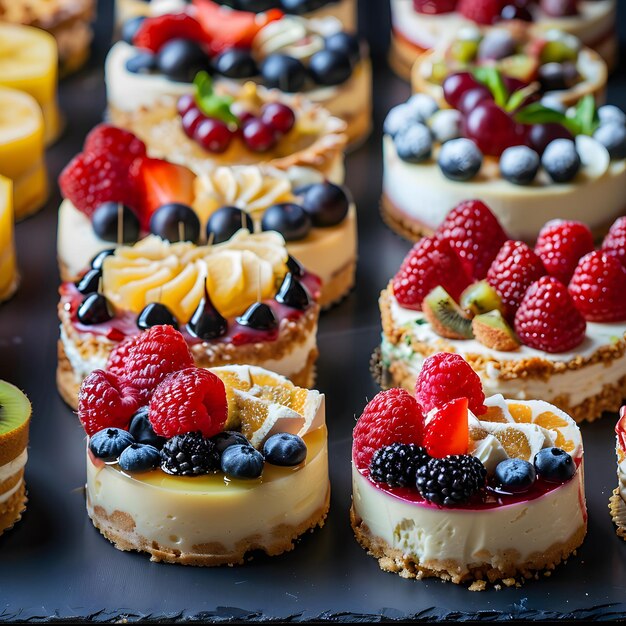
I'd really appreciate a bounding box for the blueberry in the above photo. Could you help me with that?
[137,302,179,331]
[128,407,166,449]
[91,202,140,243]
[76,268,101,295]
[118,443,161,472]
[477,29,516,61]
[261,202,312,241]
[534,447,576,483]
[280,0,327,14]
[300,182,350,227]
[405,93,439,123]
[89,428,135,461]
[150,202,200,243]
[593,122,626,160]
[494,458,536,493]
[275,273,311,310]
[126,51,157,74]
[236,302,278,331]
[541,138,580,182]
[211,431,251,454]
[206,206,251,244]
[187,287,228,340]
[308,49,352,86]
[394,123,432,163]
[438,138,483,181]
[286,254,304,278]
[121,16,145,45]
[90,248,115,271]
[220,444,265,479]
[384,103,423,137]
[156,38,210,83]
[429,109,462,143]
[324,32,360,66]
[597,104,626,126]
[500,145,540,185]
[213,48,258,79]
[260,54,307,92]
[263,432,307,466]
[539,61,578,92]
[77,293,114,325]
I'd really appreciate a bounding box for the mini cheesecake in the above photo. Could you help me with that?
[610,406,626,540]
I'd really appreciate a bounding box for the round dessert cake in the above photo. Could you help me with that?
[610,406,626,540]
[0,175,19,303]
[79,327,329,565]
[378,202,626,424]
[352,353,586,588]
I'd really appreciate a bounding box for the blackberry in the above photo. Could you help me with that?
[416,455,486,506]
[369,444,430,488]
[160,431,221,476]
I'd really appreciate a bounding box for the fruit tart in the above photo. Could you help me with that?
[57,229,321,409]
[377,201,626,424]
[412,25,607,109]
[57,125,356,307]
[389,0,617,80]
[352,353,586,589]
[0,380,31,536]
[109,0,370,143]
[381,82,626,242]
[79,326,329,565]
[611,406,626,540]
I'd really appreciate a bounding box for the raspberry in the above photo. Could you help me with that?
[534,219,594,285]
[78,370,142,436]
[84,124,147,163]
[105,335,142,378]
[149,368,228,439]
[515,276,586,353]
[352,388,425,470]
[133,13,207,53]
[369,444,430,487]
[160,431,221,476]
[436,199,508,279]
[457,0,504,24]
[392,236,472,310]
[602,216,626,268]
[416,455,486,506]
[415,352,486,416]
[486,240,546,319]
[568,251,626,322]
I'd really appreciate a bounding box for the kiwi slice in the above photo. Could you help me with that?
[497,54,539,82]
[460,280,503,317]
[472,310,520,352]
[423,286,474,340]
[0,381,31,465]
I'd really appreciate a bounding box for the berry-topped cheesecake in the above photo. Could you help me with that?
[412,25,607,109]
[610,406,626,540]
[79,325,329,565]
[378,201,626,423]
[389,0,617,80]
[382,81,626,242]
[57,124,356,307]
[109,1,370,143]
[353,353,586,588]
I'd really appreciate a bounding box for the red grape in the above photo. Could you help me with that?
[529,123,574,155]
[194,118,233,153]
[443,72,484,109]
[177,93,196,117]
[242,119,277,153]
[261,103,296,135]
[464,101,527,156]
[457,86,492,114]
[182,107,205,138]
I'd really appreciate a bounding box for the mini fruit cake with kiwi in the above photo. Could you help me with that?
[111,70,347,181]
[378,200,626,423]
[78,324,329,565]
[389,0,617,80]
[382,79,626,242]
[610,406,626,540]
[110,0,370,143]
[0,380,31,536]
[57,230,321,409]
[412,25,607,109]
[57,124,356,307]
[352,353,586,589]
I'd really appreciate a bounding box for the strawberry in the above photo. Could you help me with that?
[568,251,626,322]
[436,199,508,279]
[423,397,469,458]
[132,13,207,53]
[392,236,472,310]
[352,388,425,470]
[413,0,458,13]
[534,219,594,285]
[515,276,586,353]
[602,216,626,268]
[486,240,546,319]
[84,124,146,164]
[457,0,504,23]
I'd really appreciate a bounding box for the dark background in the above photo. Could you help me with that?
[0,1,625,621]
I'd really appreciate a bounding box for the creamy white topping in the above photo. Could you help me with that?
[0,449,27,484]
[60,325,109,383]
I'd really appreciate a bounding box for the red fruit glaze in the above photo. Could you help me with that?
[464,101,527,157]
[392,236,472,310]
[458,0,505,24]
[568,251,626,322]
[194,117,233,153]
[132,13,207,53]
[352,388,425,470]
[261,102,296,136]
[415,352,486,416]
[437,199,508,279]
[242,119,277,152]
[78,370,142,436]
[412,0,457,14]
[423,397,469,458]
[602,216,626,268]
[535,220,594,285]
[149,367,227,438]
[515,276,586,353]
[442,72,482,109]
[84,124,147,162]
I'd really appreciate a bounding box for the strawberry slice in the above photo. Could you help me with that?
[133,13,208,53]
[423,397,469,458]
[132,157,197,231]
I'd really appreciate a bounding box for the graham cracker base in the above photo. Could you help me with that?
[87,484,330,566]
[350,504,586,589]
[319,258,356,310]
[609,488,626,541]
[343,100,372,149]
[0,483,27,537]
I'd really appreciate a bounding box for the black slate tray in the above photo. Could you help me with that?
[1,1,625,622]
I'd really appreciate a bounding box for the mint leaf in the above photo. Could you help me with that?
[504,83,539,112]
[573,94,598,136]
[193,71,239,127]
[472,66,508,108]
[514,102,581,135]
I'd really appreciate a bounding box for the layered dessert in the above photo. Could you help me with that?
[352,352,586,589]
[382,81,626,242]
[610,406,626,540]
[109,0,370,143]
[378,201,626,423]
[390,0,617,80]
[57,124,356,307]
[0,380,31,536]
[0,176,19,303]
[80,325,329,564]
